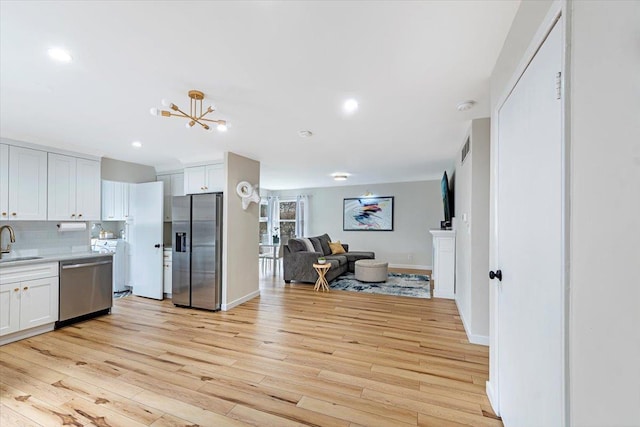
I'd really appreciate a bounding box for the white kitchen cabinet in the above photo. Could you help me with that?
[102,180,129,221]
[48,154,100,221]
[7,146,48,220]
[163,249,172,295]
[430,229,456,299]
[0,262,59,345]
[157,172,185,221]
[184,163,224,194]
[0,144,8,221]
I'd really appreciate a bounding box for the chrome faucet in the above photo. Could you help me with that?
[0,224,16,258]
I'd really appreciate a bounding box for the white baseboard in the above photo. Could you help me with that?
[455,298,490,346]
[388,263,432,271]
[221,289,260,311]
[0,323,55,346]
[486,380,500,416]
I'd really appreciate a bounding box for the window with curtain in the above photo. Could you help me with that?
[259,200,268,243]
[259,196,309,244]
[278,200,296,244]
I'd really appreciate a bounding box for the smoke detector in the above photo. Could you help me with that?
[298,130,313,138]
[456,100,476,111]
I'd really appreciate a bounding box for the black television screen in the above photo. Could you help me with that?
[441,171,453,227]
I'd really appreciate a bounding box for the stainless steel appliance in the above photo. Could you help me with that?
[172,193,222,310]
[57,256,113,327]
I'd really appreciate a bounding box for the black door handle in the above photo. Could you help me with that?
[489,270,502,281]
[154,244,161,248]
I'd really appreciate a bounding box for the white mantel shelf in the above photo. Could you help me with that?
[429,229,456,299]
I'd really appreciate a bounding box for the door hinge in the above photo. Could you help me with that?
[555,71,562,99]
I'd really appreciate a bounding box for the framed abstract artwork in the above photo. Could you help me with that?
[343,196,394,231]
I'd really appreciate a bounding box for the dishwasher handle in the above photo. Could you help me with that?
[61,260,113,270]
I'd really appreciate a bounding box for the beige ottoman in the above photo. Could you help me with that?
[355,259,388,282]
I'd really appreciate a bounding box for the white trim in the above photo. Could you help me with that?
[0,137,101,161]
[0,323,55,346]
[388,263,431,271]
[221,289,260,311]
[455,298,489,346]
[433,289,455,299]
[486,381,500,416]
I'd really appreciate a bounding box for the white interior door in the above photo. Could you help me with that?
[131,182,164,299]
[495,22,564,426]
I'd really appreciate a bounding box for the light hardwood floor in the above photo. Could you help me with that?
[0,269,501,426]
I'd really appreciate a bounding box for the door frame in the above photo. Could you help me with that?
[487,1,570,423]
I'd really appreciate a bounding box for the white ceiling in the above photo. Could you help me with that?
[0,1,519,190]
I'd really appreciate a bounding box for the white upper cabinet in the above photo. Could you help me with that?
[157,172,184,221]
[47,154,100,221]
[0,144,8,221]
[184,163,224,194]
[8,146,47,220]
[101,180,129,221]
[75,158,101,220]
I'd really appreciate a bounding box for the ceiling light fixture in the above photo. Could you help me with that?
[298,130,313,138]
[456,100,476,111]
[47,47,72,63]
[332,173,349,181]
[150,90,227,132]
[343,99,359,114]
[131,141,142,148]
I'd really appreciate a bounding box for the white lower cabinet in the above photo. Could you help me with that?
[163,249,172,295]
[0,262,59,345]
[430,229,456,299]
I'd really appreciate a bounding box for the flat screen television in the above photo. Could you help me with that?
[441,171,453,229]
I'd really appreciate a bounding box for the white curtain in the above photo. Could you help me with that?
[295,195,309,237]
[268,196,280,242]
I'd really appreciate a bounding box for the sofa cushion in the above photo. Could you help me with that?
[309,237,323,253]
[287,238,307,253]
[329,241,346,254]
[325,254,347,266]
[316,233,333,256]
[299,238,315,252]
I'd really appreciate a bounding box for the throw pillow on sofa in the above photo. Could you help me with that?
[329,241,346,254]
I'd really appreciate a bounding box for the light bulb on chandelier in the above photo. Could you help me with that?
[150,90,228,133]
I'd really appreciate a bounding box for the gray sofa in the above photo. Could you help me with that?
[283,233,375,284]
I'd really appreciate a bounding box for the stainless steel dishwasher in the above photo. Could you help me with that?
[57,256,113,327]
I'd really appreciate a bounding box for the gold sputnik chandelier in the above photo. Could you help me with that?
[150,90,227,132]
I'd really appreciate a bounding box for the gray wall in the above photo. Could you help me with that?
[271,180,442,268]
[569,1,640,424]
[101,157,157,183]
[454,118,490,343]
[222,152,260,308]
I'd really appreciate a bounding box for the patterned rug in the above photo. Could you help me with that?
[330,272,431,299]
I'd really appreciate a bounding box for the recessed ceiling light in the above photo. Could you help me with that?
[456,100,476,111]
[332,172,350,181]
[47,47,72,63]
[298,130,313,138]
[131,141,142,148]
[343,99,358,114]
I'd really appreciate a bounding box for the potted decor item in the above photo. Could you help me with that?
[317,256,326,264]
[272,227,280,244]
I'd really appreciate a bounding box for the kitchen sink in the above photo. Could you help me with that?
[0,256,43,263]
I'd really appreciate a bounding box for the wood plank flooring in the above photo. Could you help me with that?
[0,270,501,426]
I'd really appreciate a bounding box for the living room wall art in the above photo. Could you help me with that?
[343,196,394,231]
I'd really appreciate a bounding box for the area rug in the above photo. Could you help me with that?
[330,272,431,299]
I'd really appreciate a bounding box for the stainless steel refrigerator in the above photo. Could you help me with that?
[172,193,222,310]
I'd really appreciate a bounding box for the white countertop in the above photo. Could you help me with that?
[0,251,112,268]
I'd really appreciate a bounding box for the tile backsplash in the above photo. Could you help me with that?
[1,221,91,256]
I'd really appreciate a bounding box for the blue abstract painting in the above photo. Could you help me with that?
[343,196,394,231]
